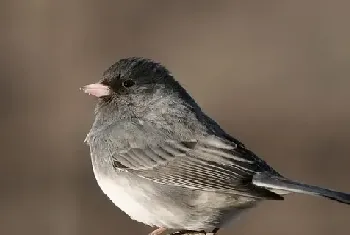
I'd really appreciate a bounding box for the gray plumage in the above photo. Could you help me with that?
[83,57,350,234]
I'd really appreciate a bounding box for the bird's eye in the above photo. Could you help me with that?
[122,79,135,88]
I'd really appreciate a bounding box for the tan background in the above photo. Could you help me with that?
[1,1,350,235]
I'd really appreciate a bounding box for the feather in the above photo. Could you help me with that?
[111,136,283,200]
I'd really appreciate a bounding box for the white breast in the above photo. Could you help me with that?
[93,170,158,225]
[92,167,190,228]
[92,166,256,231]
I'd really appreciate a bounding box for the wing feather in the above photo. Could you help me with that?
[111,136,283,200]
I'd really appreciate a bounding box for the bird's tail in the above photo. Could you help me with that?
[253,172,350,205]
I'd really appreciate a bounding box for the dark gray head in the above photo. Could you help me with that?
[81,57,197,119]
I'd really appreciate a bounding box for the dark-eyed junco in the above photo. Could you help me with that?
[82,57,350,235]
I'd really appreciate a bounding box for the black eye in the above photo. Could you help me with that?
[122,79,135,88]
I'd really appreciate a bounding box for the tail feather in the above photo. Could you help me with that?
[253,173,350,205]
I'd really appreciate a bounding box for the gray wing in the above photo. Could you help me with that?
[112,135,283,200]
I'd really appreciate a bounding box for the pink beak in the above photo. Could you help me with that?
[80,83,110,97]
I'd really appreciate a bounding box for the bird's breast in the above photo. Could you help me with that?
[91,163,257,230]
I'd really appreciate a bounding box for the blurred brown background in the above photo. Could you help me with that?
[1,1,350,235]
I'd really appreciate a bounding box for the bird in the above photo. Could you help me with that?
[81,57,350,235]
